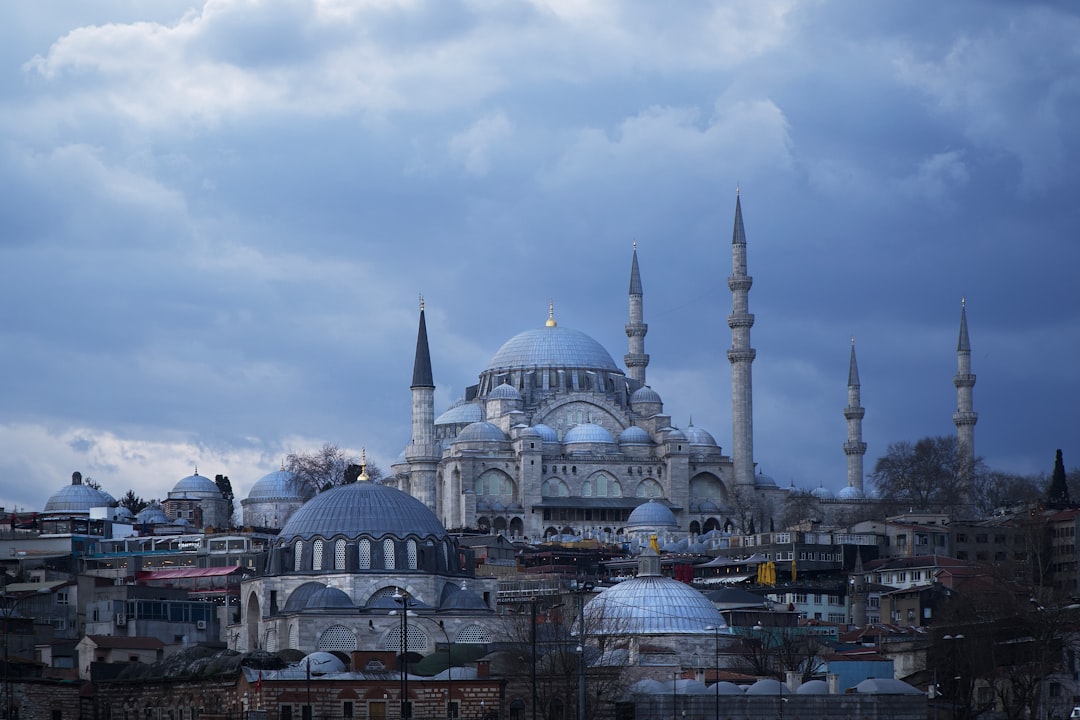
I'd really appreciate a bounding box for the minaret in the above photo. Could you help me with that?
[406,296,439,509]
[624,242,649,385]
[843,339,867,496]
[953,298,977,471]
[727,190,756,488]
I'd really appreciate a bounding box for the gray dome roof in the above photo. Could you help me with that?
[754,470,777,488]
[811,486,834,499]
[627,499,677,528]
[796,680,830,695]
[747,679,790,696]
[564,423,615,445]
[531,424,559,443]
[283,582,330,613]
[487,325,619,373]
[855,678,924,695]
[454,422,508,444]
[440,584,489,611]
[247,470,306,502]
[305,586,355,612]
[685,424,718,447]
[837,485,864,500]
[279,480,448,541]
[618,425,652,446]
[436,400,484,426]
[135,504,169,524]
[44,474,111,513]
[663,427,687,442]
[584,576,726,634]
[630,386,662,405]
[299,652,346,675]
[488,383,522,400]
[714,682,746,695]
[171,473,222,498]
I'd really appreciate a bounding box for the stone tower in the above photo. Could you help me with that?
[727,191,756,488]
[843,339,867,496]
[406,298,439,509]
[624,243,649,386]
[953,298,977,471]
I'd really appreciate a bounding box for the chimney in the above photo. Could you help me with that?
[827,673,841,694]
[476,659,490,678]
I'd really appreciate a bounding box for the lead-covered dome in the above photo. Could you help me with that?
[618,426,652,446]
[487,383,521,400]
[585,573,725,635]
[685,424,718,447]
[486,325,619,373]
[627,499,677,528]
[279,480,448,541]
[247,470,307,502]
[44,472,111,513]
[436,400,484,426]
[564,423,615,445]
[454,422,508,444]
[171,472,223,499]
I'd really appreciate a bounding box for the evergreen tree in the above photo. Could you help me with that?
[1048,449,1070,504]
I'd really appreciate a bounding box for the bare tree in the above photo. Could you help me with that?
[871,436,985,512]
[284,443,382,496]
[736,627,828,682]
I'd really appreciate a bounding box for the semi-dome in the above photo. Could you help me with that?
[171,472,223,499]
[630,386,662,405]
[685,424,718,447]
[531,424,559,443]
[440,584,489,611]
[486,325,619,373]
[279,480,448,542]
[618,425,652,446]
[627,499,677,528]
[304,586,355,612]
[584,575,726,635]
[487,383,522,400]
[563,423,615,445]
[283,582,330,613]
[454,422,508,444]
[435,400,484,426]
[247,470,307,501]
[44,472,111,513]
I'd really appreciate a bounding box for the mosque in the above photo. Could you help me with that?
[388,193,979,540]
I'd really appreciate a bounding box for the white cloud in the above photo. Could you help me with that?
[448,110,512,176]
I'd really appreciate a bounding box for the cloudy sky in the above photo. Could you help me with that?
[1,0,1077,514]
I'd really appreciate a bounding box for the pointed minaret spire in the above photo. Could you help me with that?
[953,298,977,477]
[727,191,757,488]
[406,298,438,509]
[625,242,649,385]
[843,338,867,497]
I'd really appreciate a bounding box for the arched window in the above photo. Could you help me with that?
[358,539,371,570]
[456,624,491,644]
[383,625,430,653]
[407,539,418,570]
[542,478,570,497]
[318,625,357,652]
[288,622,299,649]
[635,479,663,498]
[293,540,304,572]
[265,627,278,653]
[335,539,347,570]
[383,538,397,570]
[312,539,324,570]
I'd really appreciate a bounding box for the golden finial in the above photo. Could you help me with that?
[546,300,557,327]
[419,294,424,312]
[358,448,369,482]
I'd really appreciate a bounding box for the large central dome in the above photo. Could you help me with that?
[487,325,619,373]
[279,481,448,541]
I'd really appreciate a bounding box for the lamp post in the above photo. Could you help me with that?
[943,634,966,720]
[570,580,593,720]
[393,591,411,720]
[530,597,538,720]
[705,625,721,720]
[409,614,455,720]
[2,587,49,720]
[753,622,784,720]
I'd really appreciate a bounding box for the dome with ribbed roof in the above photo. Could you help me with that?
[44,472,111,513]
[279,480,448,542]
[304,586,355,612]
[248,470,307,502]
[532,424,559,443]
[837,485,864,500]
[618,425,652,446]
[627,499,677,528]
[685,424,718,447]
[454,422,508,444]
[436,400,484,426]
[486,324,620,373]
[135,504,168,525]
[564,423,615,445]
[171,472,223,499]
[630,386,662,405]
[488,383,521,400]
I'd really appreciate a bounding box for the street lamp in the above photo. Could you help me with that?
[408,614,455,720]
[705,626,721,720]
[570,580,593,720]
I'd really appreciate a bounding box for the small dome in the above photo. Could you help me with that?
[248,470,307,502]
[685,424,718,447]
[44,472,112,513]
[618,426,652,446]
[440,584,489,611]
[675,679,712,694]
[630,386,662,406]
[487,383,522,400]
[531,424,559,443]
[754,470,777,488]
[283,582,330,613]
[584,576,726,635]
[300,652,346,675]
[435,400,484,426]
[305,586,355,612]
[454,422,508,444]
[746,679,790,696]
[563,423,615,445]
[171,473,223,499]
[279,481,448,542]
[837,486,865,500]
[630,679,669,695]
[135,504,168,525]
[797,680,830,695]
[854,678,924,695]
[627,499,678,528]
[713,682,745,695]
[663,427,687,442]
[811,486,834,499]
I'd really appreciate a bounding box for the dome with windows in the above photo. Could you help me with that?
[44,471,112,513]
[486,324,620,374]
[279,479,448,542]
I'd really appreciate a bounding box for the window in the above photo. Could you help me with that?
[56,592,69,605]
[358,539,371,569]
[383,538,396,570]
[313,539,324,570]
[956,533,967,543]
[343,702,354,719]
[794,593,807,603]
[293,540,304,571]
[976,534,988,543]
[335,539,347,570]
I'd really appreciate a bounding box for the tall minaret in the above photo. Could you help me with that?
[953,298,977,471]
[406,296,439,509]
[727,190,756,488]
[624,242,649,385]
[843,339,867,496]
